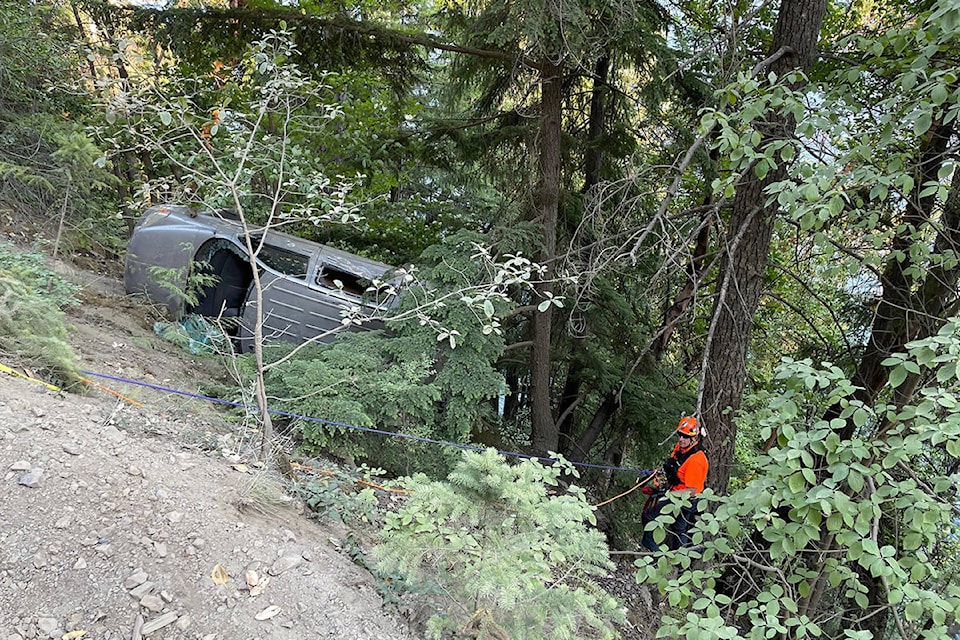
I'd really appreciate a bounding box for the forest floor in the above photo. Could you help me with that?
[0,246,658,640]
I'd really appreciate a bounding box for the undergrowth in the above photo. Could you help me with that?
[0,243,80,306]
[293,460,414,608]
[0,242,83,390]
[295,461,397,527]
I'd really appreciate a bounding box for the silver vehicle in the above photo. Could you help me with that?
[124,205,395,352]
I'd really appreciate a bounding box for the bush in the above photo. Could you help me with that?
[0,243,79,306]
[255,318,503,477]
[635,324,960,639]
[375,449,623,639]
[0,243,82,389]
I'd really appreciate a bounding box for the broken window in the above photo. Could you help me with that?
[315,264,366,296]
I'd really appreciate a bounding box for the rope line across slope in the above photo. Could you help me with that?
[79,369,650,476]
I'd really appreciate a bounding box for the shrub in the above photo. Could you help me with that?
[0,243,79,306]
[375,449,623,639]
[256,318,503,477]
[635,322,960,639]
[0,243,82,389]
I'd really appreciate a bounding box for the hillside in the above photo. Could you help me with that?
[0,260,420,640]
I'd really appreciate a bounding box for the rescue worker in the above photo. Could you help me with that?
[641,415,709,551]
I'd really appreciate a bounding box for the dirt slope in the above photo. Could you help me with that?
[0,262,419,640]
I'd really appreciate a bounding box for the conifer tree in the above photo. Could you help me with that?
[376,449,623,640]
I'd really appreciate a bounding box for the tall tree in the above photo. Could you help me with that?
[429,0,712,460]
[699,0,828,492]
[529,54,564,454]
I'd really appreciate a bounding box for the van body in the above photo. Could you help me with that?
[124,205,394,351]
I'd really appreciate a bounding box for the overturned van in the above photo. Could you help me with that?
[124,205,395,352]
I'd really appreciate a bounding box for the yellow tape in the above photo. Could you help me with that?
[0,362,61,392]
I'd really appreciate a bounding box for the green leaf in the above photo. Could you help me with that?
[903,533,922,550]
[482,299,494,318]
[889,367,908,389]
[826,513,843,532]
[788,472,806,493]
[727,518,742,538]
[904,601,923,621]
[919,184,940,199]
[937,362,956,383]
[828,195,845,216]
[847,470,864,493]
[755,160,769,180]
[159,111,172,126]
[932,83,949,105]
[852,408,869,427]
[946,439,960,457]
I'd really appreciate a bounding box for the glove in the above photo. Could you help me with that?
[641,486,655,495]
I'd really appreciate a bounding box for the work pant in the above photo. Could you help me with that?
[641,494,699,552]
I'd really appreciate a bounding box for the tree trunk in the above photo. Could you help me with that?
[529,58,563,456]
[582,54,610,193]
[554,55,612,456]
[70,1,97,81]
[556,360,582,457]
[502,368,521,424]
[700,0,827,493]
[571,391,618,462]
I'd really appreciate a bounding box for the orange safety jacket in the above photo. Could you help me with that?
[663,442,709,494]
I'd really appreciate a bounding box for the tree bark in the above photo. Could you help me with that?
[582,54,610,193]
[571,391,619,462]
[529,57,563,456]
[502,368,521,424]
[556,360,582,457]
[700,0,827,493]
[70,1,97,81]
[555,54,612,456]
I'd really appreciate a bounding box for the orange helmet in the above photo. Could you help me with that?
[676,415,699,437]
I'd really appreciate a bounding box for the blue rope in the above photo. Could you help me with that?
[79,369,649,475]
